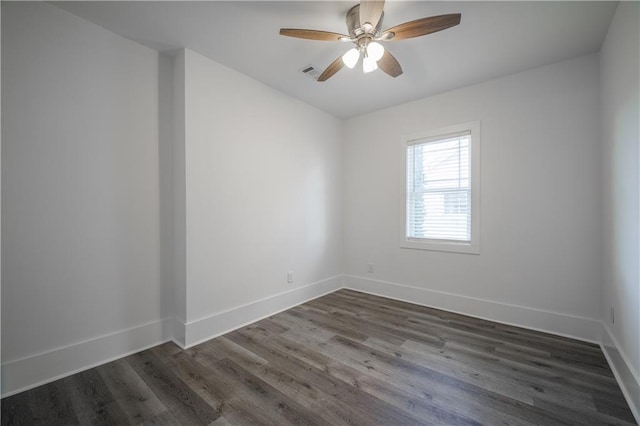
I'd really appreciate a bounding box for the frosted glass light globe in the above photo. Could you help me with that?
[342,48,360,69]
[367,42,385,62]
[363,56,378,73]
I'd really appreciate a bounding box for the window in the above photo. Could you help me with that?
[444,191,469,215]
[402,122,480,254]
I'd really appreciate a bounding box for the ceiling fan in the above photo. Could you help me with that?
[279,0,461,81]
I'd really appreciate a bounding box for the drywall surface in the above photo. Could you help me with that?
[182,50,343,326]
[2,0,163,375]
[1,1,3,398]
[599,1,640,415]
[172,50,187,340]
[343,54,602,328]
[158,53,175,324]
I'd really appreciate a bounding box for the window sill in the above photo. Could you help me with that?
[400,239,480,255]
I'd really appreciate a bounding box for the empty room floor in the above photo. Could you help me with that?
[1,289,636,425]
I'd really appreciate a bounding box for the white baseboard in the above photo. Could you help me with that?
[183,275,344,348]
[172,316,187,349]
[1,318,173,398]
[345,276,638,422]
[600,323,640,423]
[344,275,602,343]
[0,276,342,398]
[5,273,635,426]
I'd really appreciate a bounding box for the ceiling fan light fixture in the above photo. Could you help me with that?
[279,1,461,81]
[363,56,378,73]
[367,41,385,62]
[342,48,360,69]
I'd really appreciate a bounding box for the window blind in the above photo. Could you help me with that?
[406,131,472,242]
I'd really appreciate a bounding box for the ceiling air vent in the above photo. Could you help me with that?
[299,64,321,81]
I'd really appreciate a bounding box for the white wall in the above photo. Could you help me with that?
[1,1,3,401]
[158,52,175,326]
[599,1,640,419]
[343,54,603,340]
[0,2,344,392]
[172,50,187,344]
[179,49,343,345]
[1,2,168,394]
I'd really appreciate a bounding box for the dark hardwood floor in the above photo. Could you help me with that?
[2,289,636,425]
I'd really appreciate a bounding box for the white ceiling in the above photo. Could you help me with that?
[53,1,617,119]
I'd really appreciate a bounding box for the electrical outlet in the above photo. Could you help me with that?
[367,263,374,273]
[610,306,615,324]
[287,271,293,283]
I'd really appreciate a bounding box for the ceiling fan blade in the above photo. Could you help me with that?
[279,28,349,41]
[381,14,461,41]
[378,50,403,77]
[359,0,385,30]
[374,32,395,41]
[317,56,345,82]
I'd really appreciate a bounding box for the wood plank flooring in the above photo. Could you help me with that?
[2,289,636,425]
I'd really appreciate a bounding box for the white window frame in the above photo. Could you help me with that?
[400,121,480,254]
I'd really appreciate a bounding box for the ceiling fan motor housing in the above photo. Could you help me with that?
[347,5,384,39]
